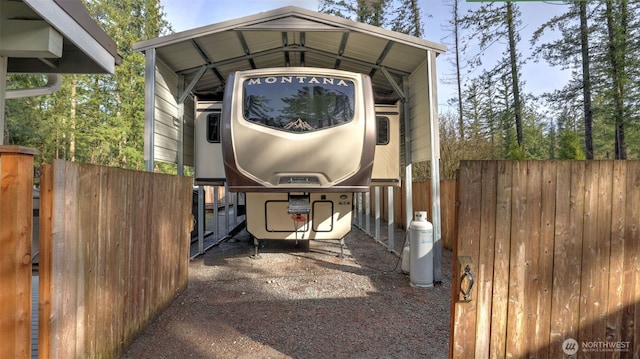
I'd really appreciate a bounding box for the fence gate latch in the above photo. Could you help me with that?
[457,256,474,303]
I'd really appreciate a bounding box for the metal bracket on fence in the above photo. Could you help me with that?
[457,256,474,303]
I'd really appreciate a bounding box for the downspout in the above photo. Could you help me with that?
[1,69,63,144]
[6,74,63,99]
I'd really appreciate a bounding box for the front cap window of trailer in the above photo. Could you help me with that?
[243,75,355,133]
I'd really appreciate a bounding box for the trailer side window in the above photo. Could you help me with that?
[376,116,390,145]
[207,112,221,143]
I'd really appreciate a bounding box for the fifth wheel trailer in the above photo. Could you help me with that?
[194,67,400,246]
[134,5,445,279]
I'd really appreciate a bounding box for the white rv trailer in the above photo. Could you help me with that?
[195,67,399,248]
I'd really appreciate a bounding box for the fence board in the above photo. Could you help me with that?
[95,166,109,356]
[51,160,79,358]
[523,162,542,356]
[489,161,512,358]
[550,162,585,356]
[581,162,613,352]
[623,161,640,357]
[579,161,599,349]
[440,180,457,251]
[80,164,100,357]
[474,161,497,359]
[606,161,626,353]
[534,161,556,357]
[505,161,529,357]
[451,161,482,358]
[39,165,53,359]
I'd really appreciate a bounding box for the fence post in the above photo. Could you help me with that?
[0,145,37,359]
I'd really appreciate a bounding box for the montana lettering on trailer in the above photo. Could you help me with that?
[246,76,351,86]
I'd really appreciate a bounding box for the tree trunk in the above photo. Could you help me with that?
[506,3,523,148]
[605,0,627,159]
[69,75,77,162]
[453,0,464,140]
[408,0,422,37]
[579,2,594,159]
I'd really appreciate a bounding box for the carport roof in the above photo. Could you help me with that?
[133,5,446,102]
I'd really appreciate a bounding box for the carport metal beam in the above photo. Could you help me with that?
[144,48,156,172]
[178,66,206,104]
[176,45,412,78]
[379,66,405,101]
[236,32,256,69]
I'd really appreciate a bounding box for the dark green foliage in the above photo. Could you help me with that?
[319,0,423,35]
[558,130,586,160]
[5,0,172,169]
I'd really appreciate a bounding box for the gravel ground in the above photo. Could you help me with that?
[122,226,452,359]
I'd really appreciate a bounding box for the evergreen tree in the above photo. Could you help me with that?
[319,0,388,26]
[604,0,629,159]
[556,110,586,160]
[390,0,424,37]
[459,2,526,152]
[441,0,465,139]
[533,1,640,159]
[319,0,424,34]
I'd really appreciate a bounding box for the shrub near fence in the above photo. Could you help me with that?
[39,160,193,358]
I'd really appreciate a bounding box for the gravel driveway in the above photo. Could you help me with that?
[122,226,452,358]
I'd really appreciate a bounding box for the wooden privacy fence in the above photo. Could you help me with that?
[452,161,640,358]
[38,160,193,358]
[0,146,37,359]
[368,180,457,250]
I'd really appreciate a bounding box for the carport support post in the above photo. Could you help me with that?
[387,186,395,252]
[213,185,220,240]
[426,50,442,283]
[144,48,156,172]
[177,75,185,175]
[0,56,7,145]
[374,186,380,241]
[365,191,370,233]
[197,185,204,255]
[198,186,205,254]
[402,77,413,235]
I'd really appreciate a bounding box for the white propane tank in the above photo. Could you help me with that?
[409,211,434,288]
[401,235,410,274]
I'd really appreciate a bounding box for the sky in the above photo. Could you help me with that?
[160,0,570,113]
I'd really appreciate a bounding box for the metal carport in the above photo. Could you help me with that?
[133,5,447,281]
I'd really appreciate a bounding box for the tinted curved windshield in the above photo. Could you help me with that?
[243,75,355,132]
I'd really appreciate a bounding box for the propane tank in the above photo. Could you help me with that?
[409,211,434,288]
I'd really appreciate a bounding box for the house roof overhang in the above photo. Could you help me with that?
[1,0,121,74]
